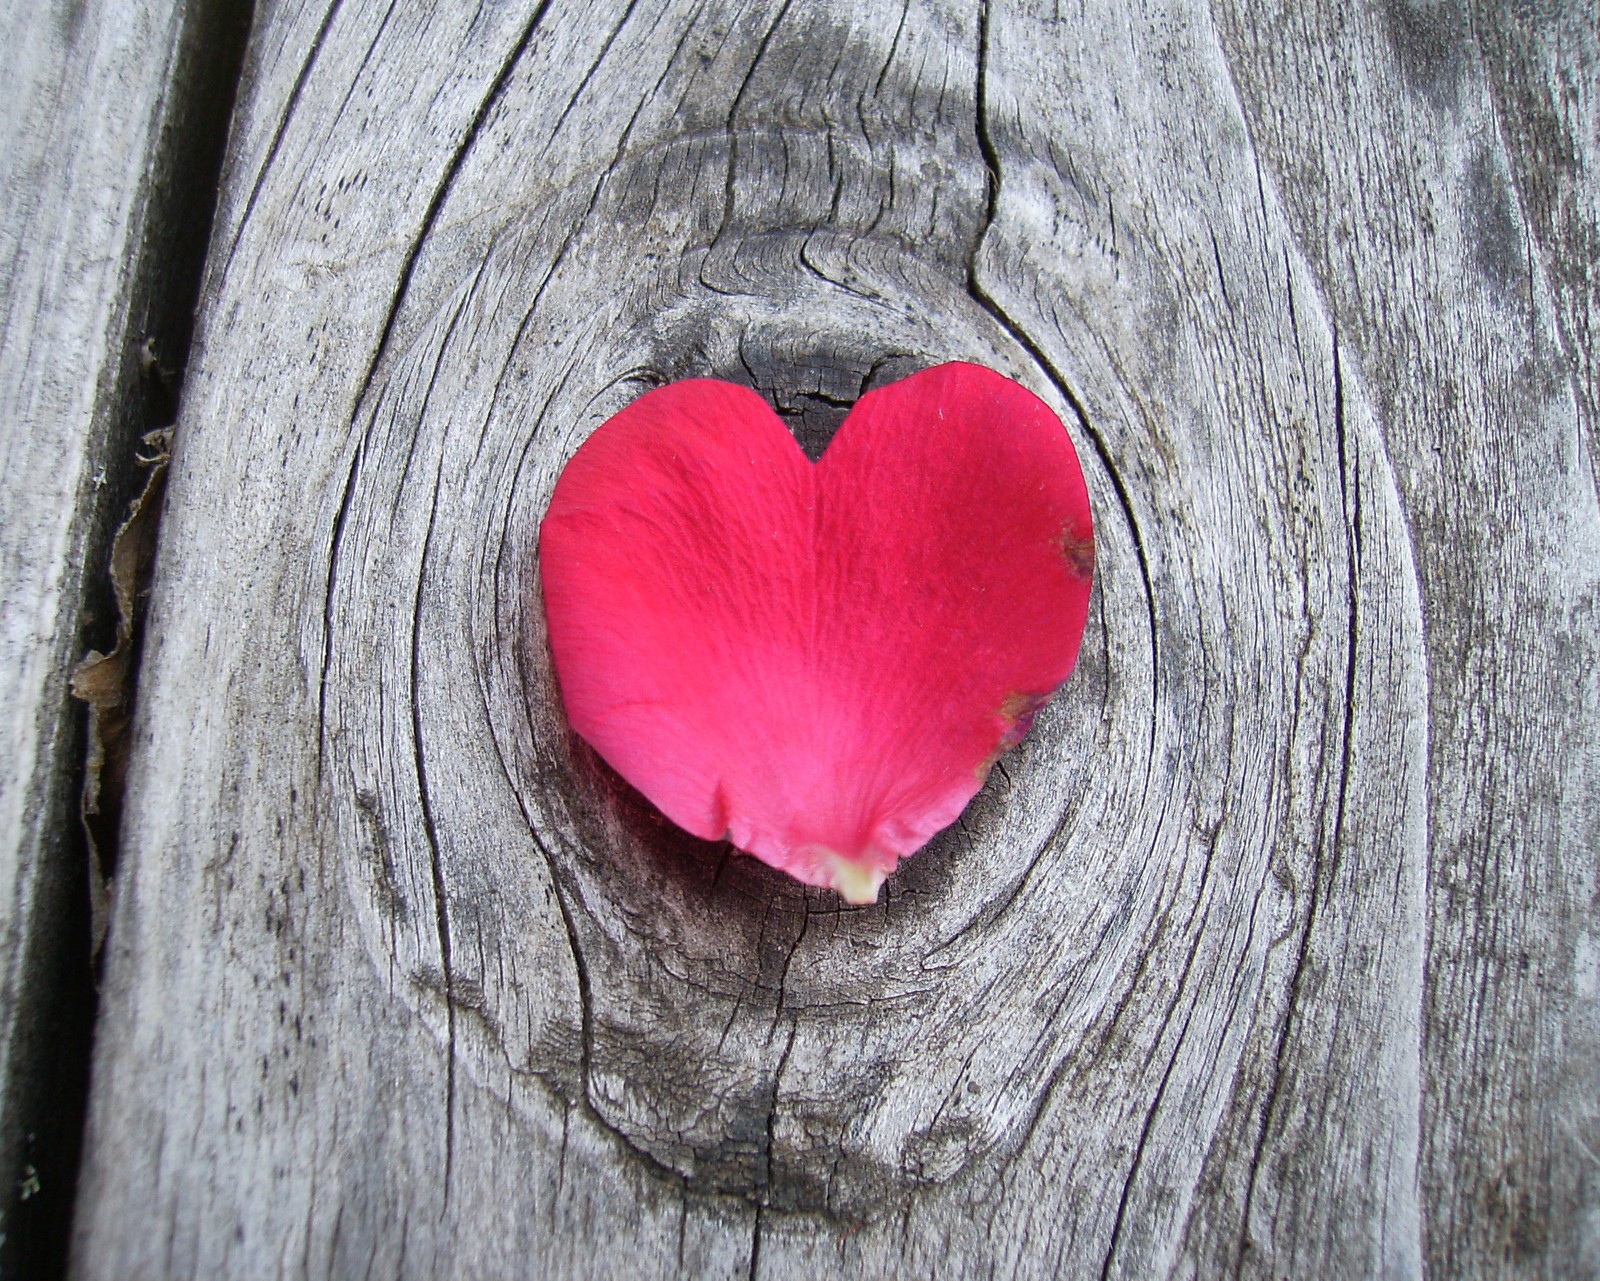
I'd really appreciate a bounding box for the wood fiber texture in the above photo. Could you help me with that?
[66,0,1597,1277]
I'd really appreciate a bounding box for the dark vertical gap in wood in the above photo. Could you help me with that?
[747,1204,764,1281]
[967,0,1159,785]
[357,0,556,405]
[217,0,344,287]
[410,480,456,1205]
[1232,331,1353,1278]
[2,2,257,1277]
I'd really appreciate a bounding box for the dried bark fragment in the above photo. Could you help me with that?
[70,427,172,957]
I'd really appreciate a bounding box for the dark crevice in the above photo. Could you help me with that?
[714,0,797,255]
[797,238,883,302]
[480,703,712,1194]
[356,0,554,407]
[331,253,478,798]
[325,0,400,141]
[760,1020,799,1209]
[1210,224,1234,313]
[1232,334,1357,1275]
[770,904,809,1035]
[1327,335,1361,900]
[969,0,1158,781]
[1284,246,1305,373]
[974,0,999,234]
[1099,1001,1202,1280]
[379,313,486,1204]
[218,0,344,285]
[1095,817,1222,1276]
[549,0,643,142]
[1234,896,1322,1263]
[748,1204,764,1281]
[5,2,257,1279]
[409,477,456,1203]
[316,439,363,778]
[322,13,556,1077]
[730,0,796,126]
[874,1,912,99]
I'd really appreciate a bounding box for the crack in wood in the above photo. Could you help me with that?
[317,439,364,779]
[1232,332,1361,1276]
[359,0,556,401]
[409,477,456,1205]
[968,0,1159,789]
[219,0,345,286]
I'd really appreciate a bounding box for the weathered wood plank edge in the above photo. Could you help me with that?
[0,0,251,1273]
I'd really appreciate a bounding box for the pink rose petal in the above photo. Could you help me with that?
[540,362,1093,903]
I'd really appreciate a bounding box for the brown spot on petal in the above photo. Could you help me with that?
[999,691,1050,723]
[1060,530,1096,580]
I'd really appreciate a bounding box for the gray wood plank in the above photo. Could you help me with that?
[0,0,247,1271]
[72,0,1597,1276]
[1211,3,1600,1275]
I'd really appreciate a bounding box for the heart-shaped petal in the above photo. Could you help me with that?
[539,362,1093,903]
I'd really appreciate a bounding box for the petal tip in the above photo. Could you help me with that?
[824,853,889,905]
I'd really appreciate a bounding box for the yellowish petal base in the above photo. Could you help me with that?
[826,855,888,905]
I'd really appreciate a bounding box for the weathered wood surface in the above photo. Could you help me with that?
[64,0,1597,1277]
[0,0,245,1271]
